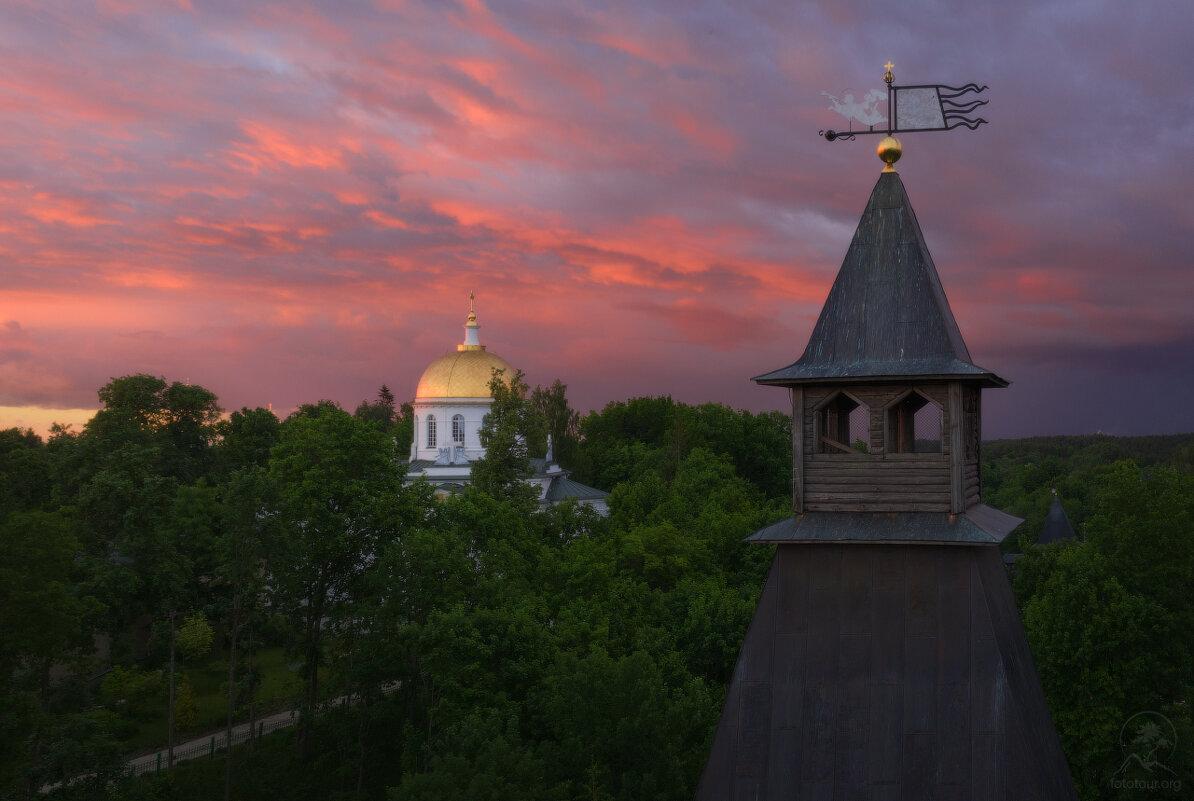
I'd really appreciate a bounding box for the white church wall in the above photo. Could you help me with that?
[411,397,492,462]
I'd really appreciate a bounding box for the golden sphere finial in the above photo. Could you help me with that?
[878,135,902,172]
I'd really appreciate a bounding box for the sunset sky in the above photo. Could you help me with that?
[1,0,1191,439]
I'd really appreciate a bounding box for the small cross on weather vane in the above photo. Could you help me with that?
[819,61,988,143]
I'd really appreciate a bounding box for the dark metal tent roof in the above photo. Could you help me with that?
[754,172,1006,387]
[695,543,1079,800]
[1036,495,1077,545]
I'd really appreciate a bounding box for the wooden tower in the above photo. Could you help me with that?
[694,149,1079,799]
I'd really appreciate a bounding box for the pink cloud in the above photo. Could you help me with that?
[0,0,1190,438]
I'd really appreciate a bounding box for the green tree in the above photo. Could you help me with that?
[155,480,226,768]
[61,372,221,772]
[573,397,791,500]
[212,465,274,797]
[176,611,214,661]
[672,404,791,499]
[0,428,53,515]
[355,384,398,430]
[394,400,415,458]
[1023,546,1171,799]
[85,374,221,482]
[355,385,415,458]
[98,666,162,722]
[174,673,199,732]
[1017,461,1194,799]
[215,406,281,473]
[69,375,222,629]
[471,369,542,507]
[267,407,406,760]
[531,379,580,466]
[536,648,716,801]
[393,710,559,800]
[576,396,677,489]
[0,508,114,798]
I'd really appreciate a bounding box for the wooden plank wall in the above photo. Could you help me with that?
[800,384,983,513]
[964,461,981,509]
[804,459,951,511]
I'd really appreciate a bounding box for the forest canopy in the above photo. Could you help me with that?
[1,375,1189,801]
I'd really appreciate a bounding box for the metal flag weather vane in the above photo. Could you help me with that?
[819,61,988,143]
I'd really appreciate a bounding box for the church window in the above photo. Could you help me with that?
[816,391,870,454]
[427,415,437,448]
[886,391,942,454]
[452,414,465,445]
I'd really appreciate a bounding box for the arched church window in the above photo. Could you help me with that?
[886,391,942,453]
[452,414,465,445]
[427,415,437,448]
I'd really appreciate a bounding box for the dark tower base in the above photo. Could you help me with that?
[696,543,1078,800]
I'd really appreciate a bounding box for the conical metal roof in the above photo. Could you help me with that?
[695,543,1079,800]
[1037,495,1077,545]
[755,172,1006,387]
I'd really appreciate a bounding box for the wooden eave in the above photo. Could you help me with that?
[753,365,1009,388]
[746,505,1023,545]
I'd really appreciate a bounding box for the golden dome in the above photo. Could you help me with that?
[415,348,514,399]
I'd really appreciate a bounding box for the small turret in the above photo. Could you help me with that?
[1037,490,1078,545]
[459,290,484,351]
[753,164,1008,523]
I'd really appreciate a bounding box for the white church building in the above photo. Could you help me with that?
[404,297,609,514]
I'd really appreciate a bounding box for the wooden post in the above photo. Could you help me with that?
[791,387,804,513]
[974,389,983,496]
[870,403,882,455]
[948,382,965,513]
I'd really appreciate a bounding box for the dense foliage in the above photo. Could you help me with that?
[984,433,1194,550]
[0,376,784,800]
[1,380,1189,800]
[984,435,1194,800]
[573,395,793,500]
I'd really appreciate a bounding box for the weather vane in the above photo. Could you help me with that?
[819,62,988,155]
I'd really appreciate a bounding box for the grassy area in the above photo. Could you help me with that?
[124,647,301,754]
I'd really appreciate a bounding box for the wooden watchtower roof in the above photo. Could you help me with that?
[754,172,1006,388]
[746,170,1015,523]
